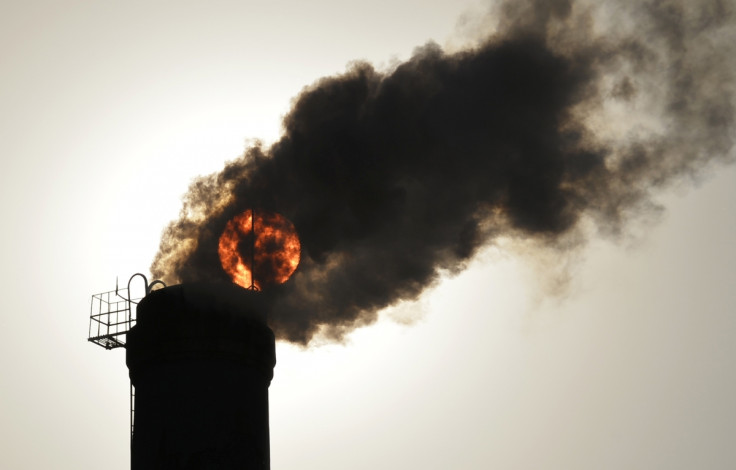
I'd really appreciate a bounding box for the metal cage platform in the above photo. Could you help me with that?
[88,287,139,349]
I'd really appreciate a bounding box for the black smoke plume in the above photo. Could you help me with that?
[152,0,735,344]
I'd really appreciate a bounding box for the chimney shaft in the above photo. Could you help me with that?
[126,283,276,469]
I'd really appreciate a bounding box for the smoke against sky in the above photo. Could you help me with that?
[151,0,735,344]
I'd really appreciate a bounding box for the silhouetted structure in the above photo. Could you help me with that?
[125,282,276,469]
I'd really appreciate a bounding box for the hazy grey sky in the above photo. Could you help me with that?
[1,0,734,469]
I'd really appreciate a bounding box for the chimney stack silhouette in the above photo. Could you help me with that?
[126,282,276,469]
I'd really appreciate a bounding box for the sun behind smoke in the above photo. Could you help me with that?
[218,209,301,290]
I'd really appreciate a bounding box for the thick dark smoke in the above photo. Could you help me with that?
[152,0,735,344]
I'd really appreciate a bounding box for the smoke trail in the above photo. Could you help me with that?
[151,0,735,344]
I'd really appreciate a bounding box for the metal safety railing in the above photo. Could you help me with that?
[131,382,136,442]
[88,274,166,349]
[88,287,138,349]
[88,273,166,445]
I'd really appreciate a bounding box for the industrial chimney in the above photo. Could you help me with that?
[88,277,276,470]
[126,282,276,469]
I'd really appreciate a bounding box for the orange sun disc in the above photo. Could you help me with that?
[218,209,301,290]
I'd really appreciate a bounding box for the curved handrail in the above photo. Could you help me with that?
[126,273,168,328]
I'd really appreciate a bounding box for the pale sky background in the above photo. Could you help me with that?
[1,1,735,469]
